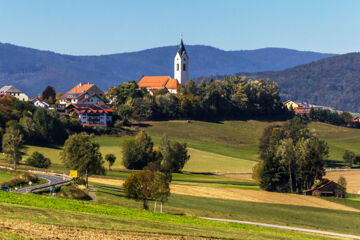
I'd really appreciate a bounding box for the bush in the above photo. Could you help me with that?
[2,172,38,187]
[57,184,92,201]
[73,177,87,185]
[343,150,355,167]
[26,151,51,169]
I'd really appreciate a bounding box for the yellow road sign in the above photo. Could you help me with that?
[70,170,78,178]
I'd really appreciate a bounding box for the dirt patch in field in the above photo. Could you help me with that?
[221,173,253,181]
[326,170,360,194]
[89,177,359,212]
[0,218,210,240]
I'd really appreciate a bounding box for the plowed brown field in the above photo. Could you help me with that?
[89,177,359,212]
[326,170,360,194]
[0,218,210,240]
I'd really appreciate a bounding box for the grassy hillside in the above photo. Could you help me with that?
[90,181,360,236]
[0,171,15,184]
[18,120,360,173]
[0,191,332,240]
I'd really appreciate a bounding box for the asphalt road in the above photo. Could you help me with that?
[201,217,360,239]
[14,174,69,194]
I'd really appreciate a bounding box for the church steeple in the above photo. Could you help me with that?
[174,38,189,85]
[177,39,187,57]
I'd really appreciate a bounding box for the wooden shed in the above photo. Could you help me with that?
[303,180,341,197]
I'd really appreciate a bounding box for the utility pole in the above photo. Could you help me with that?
[85,169,88,188]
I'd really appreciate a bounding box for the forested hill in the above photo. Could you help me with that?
[0,42,334,96]
[235,53,360,112]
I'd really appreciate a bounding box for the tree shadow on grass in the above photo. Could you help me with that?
[324,159,346,168]
[94,184,125,198]
[132,123,152,128]
[23,144,62,150]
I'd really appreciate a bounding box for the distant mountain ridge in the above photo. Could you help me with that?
[235,53,360,112]
[0,42,335,96]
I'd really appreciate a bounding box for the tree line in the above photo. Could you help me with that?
[106,76,290,123]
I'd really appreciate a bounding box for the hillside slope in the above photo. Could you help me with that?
[236,53,360,112]
[0,42,334,96]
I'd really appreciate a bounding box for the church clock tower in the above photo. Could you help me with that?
[174,39,189,85]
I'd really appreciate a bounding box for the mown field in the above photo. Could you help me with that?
[19,120,360,173]
[0,171,14,184]
[0,191,334,240]
[90,180,360,236]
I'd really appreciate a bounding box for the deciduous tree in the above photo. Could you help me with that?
[105,153,116,170]
[61,133,105,186]
[2,127,23,170]
[41,86,56,104]
[122,130,156,169]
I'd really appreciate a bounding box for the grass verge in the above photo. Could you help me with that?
[0,191,337,240]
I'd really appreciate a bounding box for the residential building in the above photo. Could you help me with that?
[294,107,311,116]
[59,82,104,105]
[31,97,51,109]
[66,104,113,128]
[0,85,29,101]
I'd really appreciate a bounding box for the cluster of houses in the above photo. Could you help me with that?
[0,82,113,128]
[58,83,113,127]
[0,39,190,128]
[284,100,335,116]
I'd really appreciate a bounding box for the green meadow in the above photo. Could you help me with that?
[0,191,344,240]
[0,171,15,185]
[91,181,360,236]
[19,120,360,173]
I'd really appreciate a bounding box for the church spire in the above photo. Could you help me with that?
[177,38,187,56]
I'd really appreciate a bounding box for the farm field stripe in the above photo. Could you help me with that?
[88,177,359,212]
[201,217,360,240]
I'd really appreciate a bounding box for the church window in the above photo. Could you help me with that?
[176,64,179,71]
[183,64,186,71]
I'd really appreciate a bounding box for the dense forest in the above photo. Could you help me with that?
[206,53,360,113]
[106,76,290,122]
[0,42,334,97]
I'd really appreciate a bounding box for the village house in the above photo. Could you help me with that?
[284,100,299,110]
[138,39,188,94]
[284,100,311,116]
[59,82,104,106]
[31,97,51,109]
[66,103,114,128]
[0,85,29,101]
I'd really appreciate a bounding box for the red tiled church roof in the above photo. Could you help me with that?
[165,78,180,89]
[138,76,179,90]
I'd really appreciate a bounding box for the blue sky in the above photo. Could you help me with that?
[0,0,359,55]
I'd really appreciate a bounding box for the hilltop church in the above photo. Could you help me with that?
[138,39,189,94]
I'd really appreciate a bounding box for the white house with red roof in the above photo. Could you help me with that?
[138,39,189,94]
[31,97,51,109]
[59,82,104,106]
[66,103,114,128]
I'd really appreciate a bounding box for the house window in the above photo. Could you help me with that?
[183,64,186,71]
[176,64,179,71]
